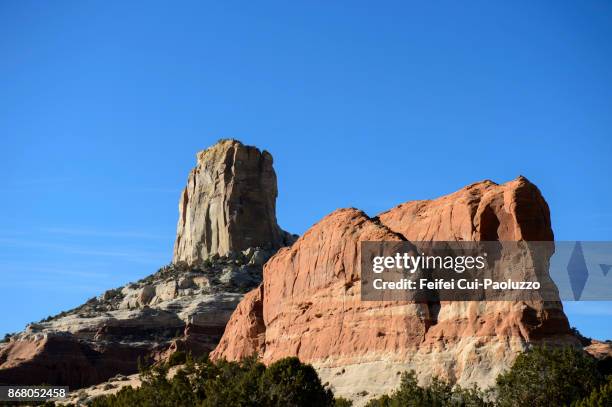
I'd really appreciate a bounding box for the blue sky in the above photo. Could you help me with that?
[1,1,611,339]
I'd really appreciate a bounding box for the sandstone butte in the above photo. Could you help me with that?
[1,139,608,403]
[0,139,294,389]
[173,138,293,265]
[210,176,581,403]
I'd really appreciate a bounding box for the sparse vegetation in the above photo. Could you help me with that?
[572,376,612,407]
[167,350,188,367]
[85,356,337,407]
[36,346,611,406]
[334,397,353,406]
[495,346,603,407]
[365,371,492,407]
[364,346,608,407]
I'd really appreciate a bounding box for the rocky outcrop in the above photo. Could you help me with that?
[0,140,294,389]
[0,138,586,402]
[173,139,294,265]
[211,177,578,404]
[585,340,612,359]
[0,252,269,388]
[377,176,553,242]
[0,332,152,388]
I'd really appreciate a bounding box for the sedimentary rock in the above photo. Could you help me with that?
[0,140,293,389]
[585,339,612,359]
[173,139,293,265]
[211,176,578,404]
[0,257,256,388]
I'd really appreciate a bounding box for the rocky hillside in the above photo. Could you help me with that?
[0,139,295,389]
[211,176,579,404]
[1,139,605,406]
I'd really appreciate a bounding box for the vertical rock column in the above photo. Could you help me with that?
[173,139,287,265]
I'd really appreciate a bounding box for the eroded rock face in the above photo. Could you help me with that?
[0,333,151,388]
[0,251,272,388]
[377,176,553,242]
[0,140,294,389]
[211,177,578,404]
[173,139,293,265]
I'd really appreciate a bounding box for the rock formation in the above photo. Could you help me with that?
[0,139,593,403]
[211,176,578,404]
[173,139,293,265]
[0,139,293,389]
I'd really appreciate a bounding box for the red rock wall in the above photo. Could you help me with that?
[211,177,577,402]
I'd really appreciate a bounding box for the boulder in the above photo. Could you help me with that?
[154,281,178,304]
[138,285,156,306]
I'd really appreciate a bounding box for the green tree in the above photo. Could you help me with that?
[572,376,612,407]
[365,371,490,407]
[200,356,267,406]
[167,350,187,367]
[89,355,335,407]
[261,357,334,407]
[495,346,603,407]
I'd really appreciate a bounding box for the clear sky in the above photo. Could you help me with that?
[1,1,611,339]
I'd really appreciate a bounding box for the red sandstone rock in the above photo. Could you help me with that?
[0,333,152,388]
[211,177,577,403]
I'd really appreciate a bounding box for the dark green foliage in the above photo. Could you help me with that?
[334,397,353,406]
[261,357,334,406]
[572,376,612,407]
[199,356,268,406]
[58,346,611,407]
[365,347,606,406]
[596,355,612,378]
[495,346,603,407]
[365,371,491,407]
[89,355,335,407]
[167,351,187,367]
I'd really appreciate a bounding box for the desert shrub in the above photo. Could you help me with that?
[90,355,336,407]
[572,376,612,407]
[71,346,612,407]
[197,356,267,406]
[334,397,353,406]
[167,350,187,367]
[260,357,334,406]
[495,346,603,407]
[365,371,490,407]
[596,354,612,378]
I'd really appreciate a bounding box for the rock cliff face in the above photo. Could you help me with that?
[211,177,578,404]
[0,139,292,389]
[173,139,292,265]
[0,140,589,402]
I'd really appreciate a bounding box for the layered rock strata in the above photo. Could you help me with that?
[0,249,274,388]
[0,139,292,388]
[211,177,578,404]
